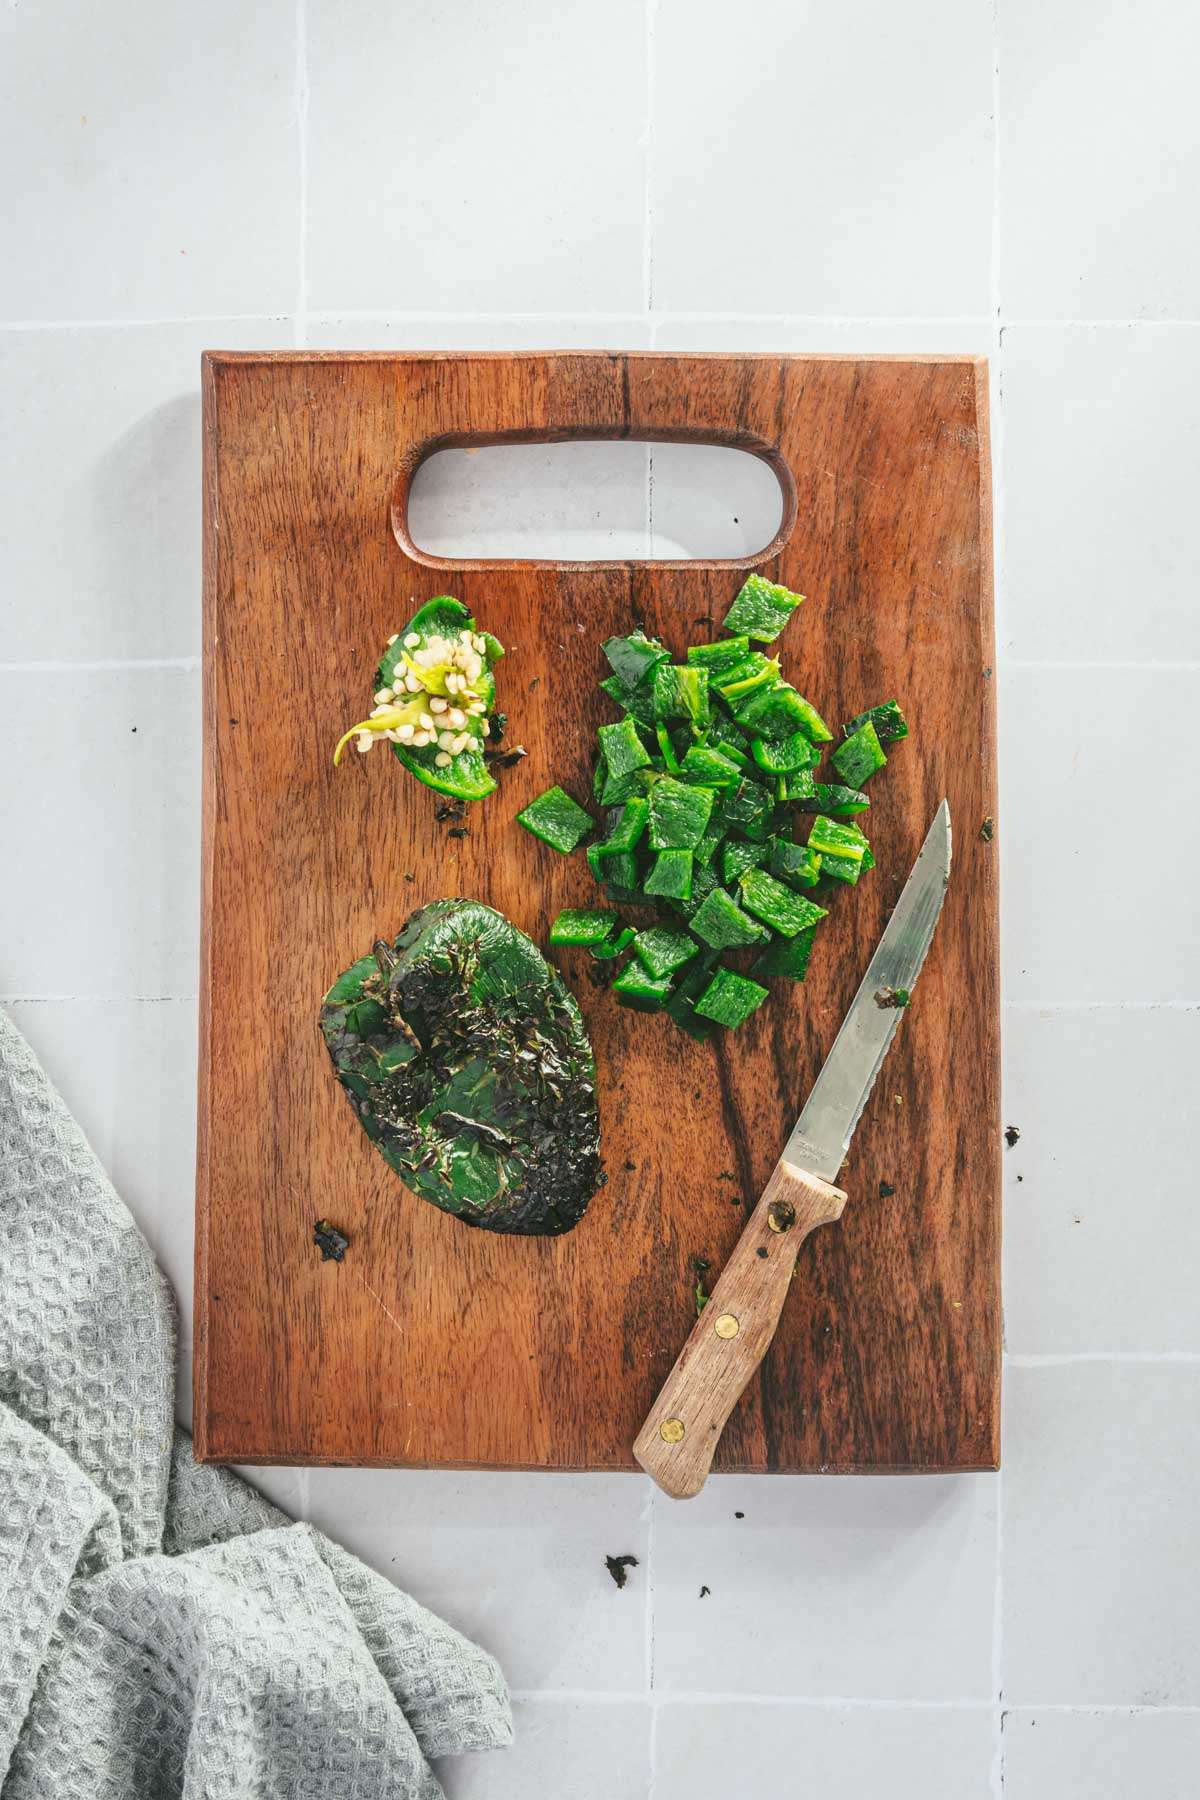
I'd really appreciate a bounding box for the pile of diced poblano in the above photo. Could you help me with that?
[515,575,907,1037]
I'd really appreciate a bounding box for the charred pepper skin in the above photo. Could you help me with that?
[320,900,605,1237]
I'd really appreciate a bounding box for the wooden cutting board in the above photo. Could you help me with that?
[195,350,1000,1473]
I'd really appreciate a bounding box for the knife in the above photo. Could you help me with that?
[633,800,952,1499]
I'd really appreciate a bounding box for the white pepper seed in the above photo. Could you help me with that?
[429,696,448,713]
[387,633,399,645]
[435,751,452,767]
[374,688,393,704]
[404,632,420,648]
[419,712,434,731]
[481,719,490,736]
[447,708,466,728]
[397,723,414,741]
[355,734,372,753]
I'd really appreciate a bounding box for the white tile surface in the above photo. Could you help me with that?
[651,319,991,355]
[651,0,993,318]
[1004,1708,1200,1800]
[652,1475,997,1699]
[0,322,287,663]
[0,668,200,1000]
[1001,325,1200,662]
[305,0,647,314]
[436,1699,650,1800]
[655,1702,994,1800]
[303,317,654,351]
[999,0,1200,320]
[1003,1005,1200,1354]
[306,1467,651,1693]
[999,666,1200,1004]
[1003,1364,1200,1705]
[0,0,298,321]
[3,1,1199,1788]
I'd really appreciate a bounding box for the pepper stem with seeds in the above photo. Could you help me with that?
[332,595,504,801]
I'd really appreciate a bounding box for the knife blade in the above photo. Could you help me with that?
[783,797,952,1182]
[633,800,953,1499]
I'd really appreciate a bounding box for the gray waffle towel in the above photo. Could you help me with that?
[0,1008,512,1797]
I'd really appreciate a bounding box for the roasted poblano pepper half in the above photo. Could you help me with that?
[320,900,605,1236]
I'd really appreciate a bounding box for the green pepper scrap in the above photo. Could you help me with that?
[334,595,504,803]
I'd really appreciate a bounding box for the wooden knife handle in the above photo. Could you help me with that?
[633,1160,847,1499]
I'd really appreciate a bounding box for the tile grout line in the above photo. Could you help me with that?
[1008,1351,1200,1366]
[2,312,1197,333]
[1002,1000,1200,1011]
[507,1690,1200,1714]
[511,1689,1002,1710]
[642,0,656,320]
[294,0,310,349]
[643,1474,658,1799]
[990,9,1006,1793]
[2,996,197,1005]
[0,658,201,674]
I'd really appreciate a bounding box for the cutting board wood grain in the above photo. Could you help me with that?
[195,350,1000,1472]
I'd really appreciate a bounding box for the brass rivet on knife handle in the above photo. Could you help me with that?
[633,1160,846,1500]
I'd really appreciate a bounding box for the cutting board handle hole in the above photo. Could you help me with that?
[392,432,795,569]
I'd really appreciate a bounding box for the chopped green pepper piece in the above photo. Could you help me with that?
[648,776,715,850]
[808,815,869,861]
[769,840,822,890]
[721,574,805,644]
[694,966,770,1028]
[679,744,742,788]
[752,925,817,982]
[734,681,831,742]
[832,720,887,789]
[549,907,621,946]
[784,766,817,802]
[672,862,719,920]
[721,838,768,885]
[795,782,870,817]
[598,715,652,782]
[599,673,658,728]
[844,698,908,744]
[686,636,751,676]
[600,849,641,898]
[807,814,870,884]
[599,760,640,806]
[652,663,711,729]
[690,886,769,951]
[693,825,726,869]
[716,777,773,842]
[633,925,699,980]
[704,713,753,765]
[815,852,862,886]
[655,723,681,773]
[517,786,594,853]
[643,847,694,901]
[611,962,674,1011]
[595,795,650,856]
[590,926,636,961]
[714,653,780,703]
[750,731,816,775]
[664,951,719,1040]
[738,869,828,937]
[603,629,670,689]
